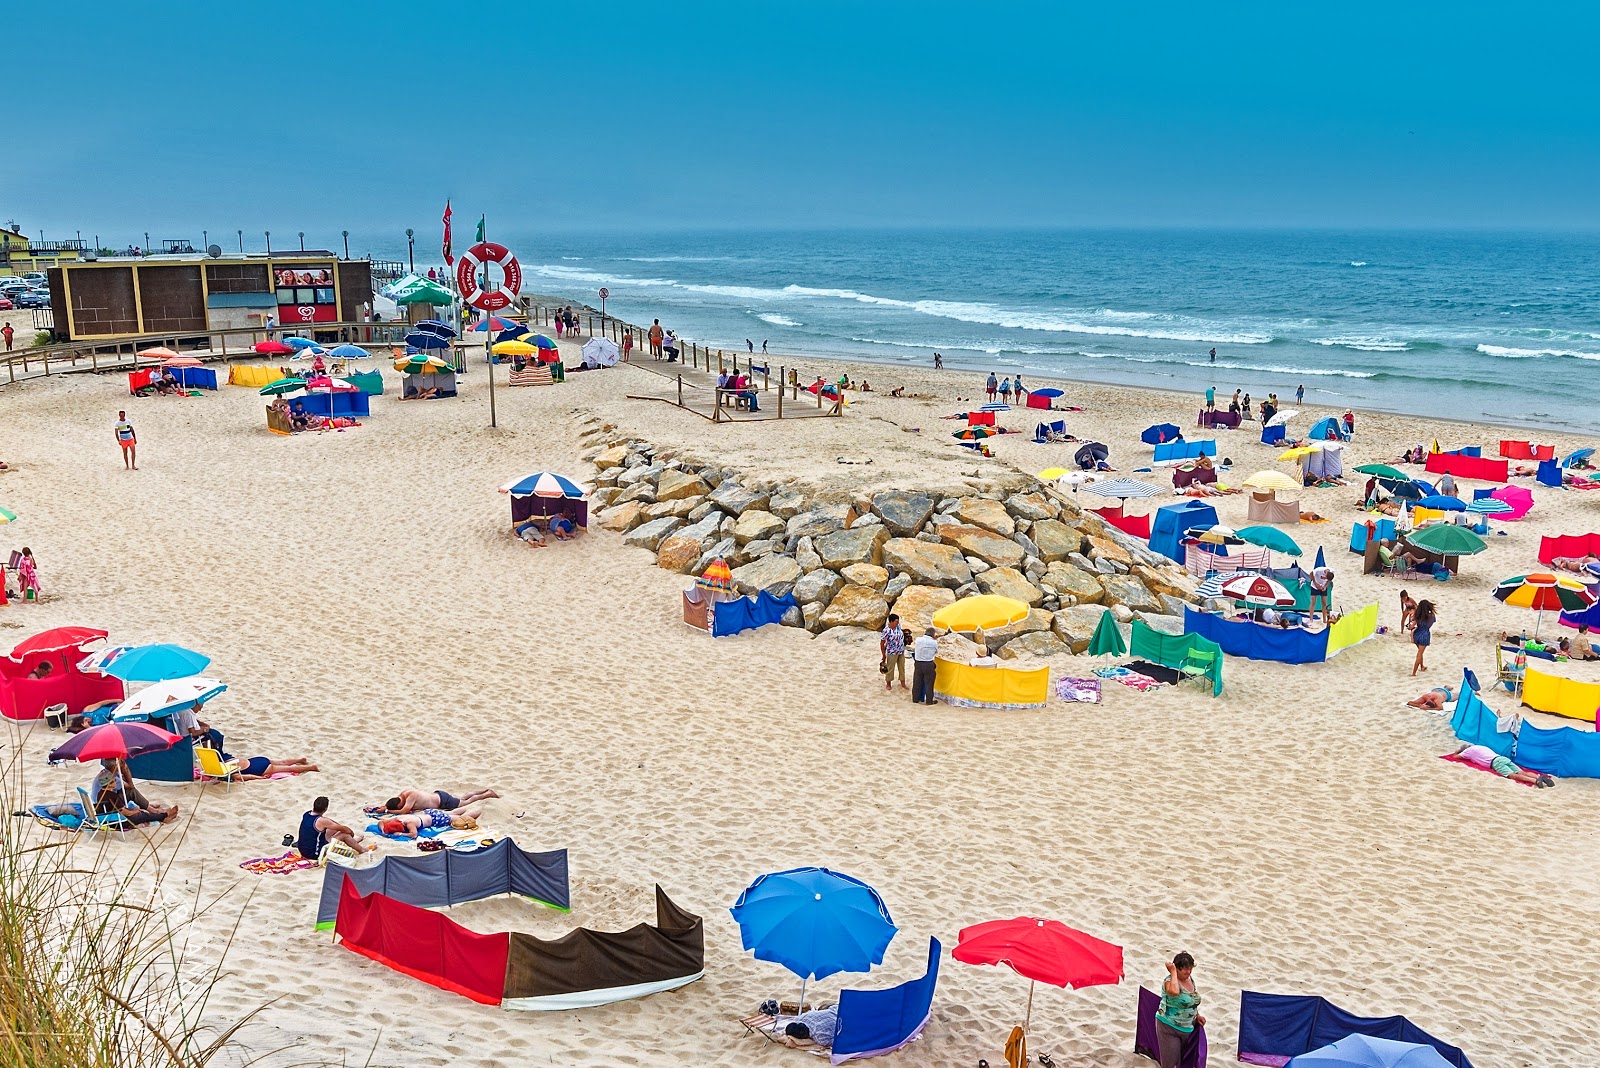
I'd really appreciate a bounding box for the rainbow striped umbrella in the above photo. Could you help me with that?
[1494,572,1597,637]
[697,558,734,591]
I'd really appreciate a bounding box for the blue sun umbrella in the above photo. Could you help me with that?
[1286,1034,1453,1068]
[1563,447,1594,468]
[731,867,897,1009]
[531,334,559,351]
[328,344,370,359]
[1141,423,1182,445]
[497,471,586,499]
[1466,497,1513,515]
[282,337,320,350]
[1032,387,1064,399]
[980,402,1010,412]
[1384,480,1426,501]
[404,331,453,351]
[102,643,211,683]
[412,319,458,340]
[494,327,531,344]
[1415,495,1465,511]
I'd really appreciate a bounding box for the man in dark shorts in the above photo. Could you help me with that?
[384,785,500,813]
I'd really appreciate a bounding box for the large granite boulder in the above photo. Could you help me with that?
[768,486,806,519]
[786,505,853,541]
[1086,536,1134,569]
[730,555,803,597]
[882,538,974,589]
[840,563,889,591]
[733,510,785,545]
[816,525,889,570]
[816,585,890,632]
[611,482,658,506]
[642,497,702,521]
[622,516,683,551]
[999,631,1070,659]
[974,566,1045,606]
[708,480,770,515]
[1029,518,1083,563]
[1039,562,1104,605]
[1098,574,1163,614]
[655,469,710,503]
[793,568,845,606]
[871,491,935,537]
[1004,493,1058,522]
[952,497,1016,537]
[656,536,706,574]
[939,525,1025,569]
[598,501,646,533]
[889,584,956,632]
[616,463,664,487]
[1052,604,1112,653]
[593,444,630,470]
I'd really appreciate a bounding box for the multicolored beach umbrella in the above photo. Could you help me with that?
[954,426,998,440]
[394,353,453,374]
[471,316,522,332]
[1494,572,1597,637]
[412,319,458,340]
[0,505,16,524]
[47,720,181,763]
[329,344,371,359]
[498,472,586,499]
[697,558,734,592]
[1466,497,1514,516]
[531,334,559,351]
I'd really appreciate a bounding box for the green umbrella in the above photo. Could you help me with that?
[1235,525,1303,556]
[392,279,455,305]
[1088,609,1126,657]
[1407,524,1488,556]
[1354,463,1409,481]
[258,377,307,396]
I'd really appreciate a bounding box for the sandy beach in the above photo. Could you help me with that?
[3,336,1596,1068]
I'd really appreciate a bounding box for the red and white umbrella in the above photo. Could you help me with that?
[1219,574,1296,607]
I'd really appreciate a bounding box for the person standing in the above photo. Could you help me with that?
[746,338,753,353]
[648,319,664,359]
[986,372,998,401]
[1309,564,1333,624]
[1013,374,1026,398]
[1204,385,1215,412]
[621,330,634,361]
[1208,347,1216,363]
[114,410,137,470]
[762,339,768,354]
[1296,383,1305,405]
[1,321,12,352]
[933,352,943,369]
[880,613,908,692]
[1411,599,1435,675]
[999,377,1013,404]
[1155,952,1205,1068]
[910,627,939,704]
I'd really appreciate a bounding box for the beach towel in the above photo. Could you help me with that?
[366,823,445,841]
[1094,666,1164,690]
[1438,754,1536,787]
[1055,677,1102,703]
[240,850,322,874]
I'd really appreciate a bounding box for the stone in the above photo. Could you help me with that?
[611,482,657,506]
[740,539,779,561]
[1087,537,1134,568]
[675,513,723,546]
[881,538,974,589]
[1051,604,1112,653]
[871,491,936,537]
[1094,572,1158,613]
[593,444,630,470]
[1138,612,1185,634]
[889,584,956,632]
[643,497,700,521]
[975,566,1045,606]
[1040,563,1103,605]
[786,505,853,541]
[939,525,1025,569]
[1160,593,1190,617]
[952,497,1015,536]
[795,536,823,571]
[687,500,717,523]
[707,480,770,516]
[1094,558,1117,576]
[929,513,959,529]
[781,605,804,628]
[655,535,706,574]
[695,538,736,574]
[733,509,785,545]
[816,585,890,632]
[622,516,683,551]
[1029,519,1082,563]
[793,568,845,606]
[883,573,912,601]
[850,513,883,528]
[730,555,803,597]
[815,525,889,569]
[1111,604,1134,623]
[937,498,962,514]
[1012,531,1041,559]
[965,556,991,574]
[915,531,943,544]
[1068,551,1097,573]
[594,469,622,487]
[616,462,664,487]
[840,563,889,590]
[597,501,646,533]
[955,581,979,598]
[768,487,806,519]
[589,487,619,509]
[1004,493,1058,522]
[999,631,1070,659]
[1134,564,1195,601]
[802,602,824,629]
[656,469,710,503]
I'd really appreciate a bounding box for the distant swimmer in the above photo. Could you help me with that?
[746,338,753,353]
[1209,347,1216,363]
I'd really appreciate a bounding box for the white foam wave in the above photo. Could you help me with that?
[757,313,801,327]
[1311,335,1410,352]
[1477,343,1600,360]
[525,263,676,287]
[1349,261,1368,267]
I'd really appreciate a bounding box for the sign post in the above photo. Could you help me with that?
[456,236,522,429]
[598,286,609,335]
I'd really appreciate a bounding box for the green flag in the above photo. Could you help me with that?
[1088,609,1126,658]
[475,216,485,242]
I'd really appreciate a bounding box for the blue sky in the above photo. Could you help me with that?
[8,0,1598,246]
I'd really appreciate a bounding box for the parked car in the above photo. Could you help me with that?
[0,297,14,310]
[15,290,49,308]
[20,273,45,284]
[0,280,28,294]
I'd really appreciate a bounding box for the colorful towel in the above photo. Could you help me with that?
[239,850,320,875]
[1094,666,1164,691]
[1055,677,1102,703]
[1438,753,1536,787]
[365,823,443,841]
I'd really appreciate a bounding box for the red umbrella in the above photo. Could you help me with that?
[10,626,107,661]
[1218,574,1296,608]
[48,721,180,763]
[953,917,1123,1031]
[254,340,295,355]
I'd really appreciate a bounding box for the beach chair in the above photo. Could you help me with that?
[193,746,240,792]
[739,1008,823,1050]
[74,786,131,837]
[1177,647,1218,692]
[1495,646,1525,696]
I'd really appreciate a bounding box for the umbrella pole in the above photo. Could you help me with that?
[1024,978,1034,1033]
[798,976,807,1015]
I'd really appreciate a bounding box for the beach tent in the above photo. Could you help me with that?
[830,937,942,1064]
[1306,417,1350,442]
[1033,419,1068,442]
[401,370,458,398]
[0,638,124,722]
[315,838,569,929]
[1237,991,1473,1068]
[334,880,703,1010]
[1129,619,1223,696]
[580,337,620,368]
[501,471,589,530]
[228,364,286,388]
[932,659,1050,709]
[1303,445,1344,481]
[1150,501,1219,563]
[1260,423,1287,446]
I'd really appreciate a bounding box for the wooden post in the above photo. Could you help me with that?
[777,368,784,418]
[677,374,683,408]
[762,365,770,390]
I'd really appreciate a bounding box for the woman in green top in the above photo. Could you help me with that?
[1156,951,1205,1068]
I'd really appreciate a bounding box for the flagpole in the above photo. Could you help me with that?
[483,216,497,429]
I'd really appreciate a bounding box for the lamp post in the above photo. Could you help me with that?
[405,228,414,273]
[143,232,149,253]
[298,231,305,251]
[202,229,208,250]
[237,230,243,253]
[265,231,271,255]
[341,230,349,258]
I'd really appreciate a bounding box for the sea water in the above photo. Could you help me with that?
[425,229,1600,432]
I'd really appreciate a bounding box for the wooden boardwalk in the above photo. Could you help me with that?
[625,361,843,423]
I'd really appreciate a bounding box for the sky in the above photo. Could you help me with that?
[7,0,1599,247]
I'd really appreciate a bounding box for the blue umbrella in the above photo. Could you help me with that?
[1466,496,1513,515]
[1564,447,1595,468]
[1384,480,1425,501]
[471,316,522,332]
[1314,545,1327,570]
[979,402,1010,412]
[1141,423,1182,445]
[1415,495,1465,511]
[282,337,319,350]
[102,643,211,683]
[412,319,458,340]
[498,471,585,499]
[1031,387,1064,399]
[730,867,897,1008]
[1286,1034,1453,1068]
[494,327,530,344]
[328,344,370,359]
[403,331,452,351]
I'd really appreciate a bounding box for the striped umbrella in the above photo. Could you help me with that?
[0,505,16,524]
[394,353,453,374]
[979,402,1011,412]
[1195,575,1227,599]
[531,334,559,350]
[1494,572,1597,637]
[109,677,228,722]
[498,472,586,499]
[1185,524,1244,546]
[471,316,522,332]
[954,426,998,440]
[1466,497,1513,516]
[1082,478,1160,499]
[491,340,538,357]
[697,558,734,592]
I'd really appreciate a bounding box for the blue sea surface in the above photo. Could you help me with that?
[424,229,1600,432]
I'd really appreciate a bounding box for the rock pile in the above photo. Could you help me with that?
[582,436,1202,660]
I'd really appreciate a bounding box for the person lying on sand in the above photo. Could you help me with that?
[515,518,546,546]
[1407,685,1453,709]
[1551,555,1598,573]
[379,808,481,837]
[384,787,499,813]
[549,515,576,540]
[405,387,439,400]
[237,756,318,780]
[1452,744,1554,787]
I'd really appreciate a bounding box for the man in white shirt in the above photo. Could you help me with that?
[910,627,940,704]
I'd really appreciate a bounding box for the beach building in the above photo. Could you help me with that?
[46,251,375,341]
[0,227,86,276]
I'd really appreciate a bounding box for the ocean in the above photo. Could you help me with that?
[399,228,1600,432]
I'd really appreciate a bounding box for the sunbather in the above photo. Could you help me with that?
[384,786,499,813]
[1552,555,1598,573]
[1452,744,1554,787]
[298,796,372,859]
[92,758,179,825]
[514,518,546,546]
[378,808,481,837]
[238,755,318,780]
[1566,624,1598,661]
[549,515,576,540]
[1407,686,1453,709]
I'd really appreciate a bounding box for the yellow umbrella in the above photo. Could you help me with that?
[1036,467,1070,481]
[1277,446,1316,462]
[932,595,1030,634]
[1243,470,1299,491]
[491,340,538,356]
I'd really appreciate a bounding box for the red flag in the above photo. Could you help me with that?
[441,200,454,266]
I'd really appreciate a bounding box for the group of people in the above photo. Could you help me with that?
[296,784,501,858]
[983,372,1028,403]
[647,319,681,361]
[513,513,578,546]
[550,306,583,339]
[138,367,187,397]
[268,394,318,431]
[716,370,762,411]
[878,614,942,704]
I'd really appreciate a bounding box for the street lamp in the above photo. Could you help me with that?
[265,230,271,254]
[202,229,207,250]
[298,231,305,251]
[341,230,349,258]
[143,232,149,253]
[405,228,414,273]
[237,230,243,253]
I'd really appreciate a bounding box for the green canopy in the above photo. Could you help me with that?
[1353,463,1409,481]
[392,279,455,305]
[258,377,306,396]
[1088,610,1126,657]
[1235,525,1303,556]
[1407,524,1488,556]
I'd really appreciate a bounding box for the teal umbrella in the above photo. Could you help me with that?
[1407,524,1487,557]
[258,377,306,396]
[392,278,455,305]
[1088,610,1126,657]
[1236,525,1303,556]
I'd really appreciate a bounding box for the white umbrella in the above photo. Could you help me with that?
[1083,478,1160,499]
[1267,408,1300,427]
[1218,574,1296,607]
[109,677,228,722]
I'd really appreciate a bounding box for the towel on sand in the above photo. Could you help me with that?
[1055,677,1102,703]
[240,850,321,874]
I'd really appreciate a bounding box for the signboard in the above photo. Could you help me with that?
[598,287,609,300]
[456,242,521,311]
[274,263,338,323]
